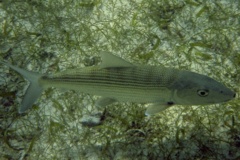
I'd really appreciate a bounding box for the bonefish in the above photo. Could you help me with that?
[0,52,236,115]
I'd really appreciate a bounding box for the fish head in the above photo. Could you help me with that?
[171,71,235,105]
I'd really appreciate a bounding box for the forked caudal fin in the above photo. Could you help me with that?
[1,61,43,113]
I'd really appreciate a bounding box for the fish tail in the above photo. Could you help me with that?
[1,61,43,113]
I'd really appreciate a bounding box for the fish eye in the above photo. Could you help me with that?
[197,89,209,97]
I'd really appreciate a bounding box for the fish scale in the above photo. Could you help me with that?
[40,66,174,103]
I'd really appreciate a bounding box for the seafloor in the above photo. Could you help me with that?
[0,0,239,159]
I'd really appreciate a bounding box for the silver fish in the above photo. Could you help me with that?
[0,52,235,115]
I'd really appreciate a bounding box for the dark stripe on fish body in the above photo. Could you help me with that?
[41,66,179,89]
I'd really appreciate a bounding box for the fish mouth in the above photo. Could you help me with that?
[223,93,236,102]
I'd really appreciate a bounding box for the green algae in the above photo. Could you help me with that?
[0,0,239,159]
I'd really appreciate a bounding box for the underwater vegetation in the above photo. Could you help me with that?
[0,0,239,159]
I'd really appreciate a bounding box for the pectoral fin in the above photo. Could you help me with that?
[145,103,173,116]
[95,97,117,108]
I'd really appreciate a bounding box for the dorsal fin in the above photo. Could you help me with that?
[100,52,134,68]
